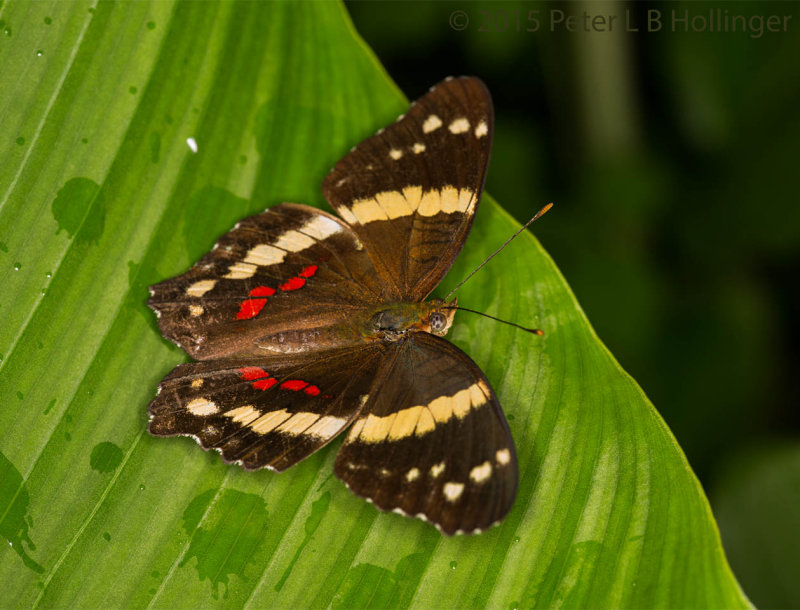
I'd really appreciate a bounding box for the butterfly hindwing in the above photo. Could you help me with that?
[323,77,493,300]
[334,332,518,535]
[148,203,385,360]
[149,346,382,471]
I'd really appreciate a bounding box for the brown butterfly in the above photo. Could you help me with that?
[148,77,518,535]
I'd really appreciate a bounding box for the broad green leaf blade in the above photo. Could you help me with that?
[0,1,748,608]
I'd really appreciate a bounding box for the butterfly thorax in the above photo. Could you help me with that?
[363,298,457,342]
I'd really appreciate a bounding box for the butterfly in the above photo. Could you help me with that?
[148,77,519,535]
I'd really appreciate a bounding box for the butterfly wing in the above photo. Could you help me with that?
[334,332,518,535]
[148,203,385,360]
[148,345,382,471]
[322,77,493,301]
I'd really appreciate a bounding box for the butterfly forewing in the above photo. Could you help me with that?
[148,204,384,360]
[323,77,493,300]
[334,333,518,535]
[149,346,382,471]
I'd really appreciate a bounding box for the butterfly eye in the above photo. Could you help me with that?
[429,312,447,332]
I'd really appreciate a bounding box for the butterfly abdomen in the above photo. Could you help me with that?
[253,317,366,354]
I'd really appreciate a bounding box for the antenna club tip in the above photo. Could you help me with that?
[533,329,544,336]
[532,203,554,222]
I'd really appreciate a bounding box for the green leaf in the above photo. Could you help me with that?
[0,1,748,607]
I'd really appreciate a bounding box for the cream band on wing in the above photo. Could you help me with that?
[186,279,217,297]
[337,185,476,226]
[347,380,490,443]
[216,214,343,281]
[224,406,347,439]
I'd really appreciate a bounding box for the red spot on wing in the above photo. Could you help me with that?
[239,367,269,380]
[281,379,308,391]
[253,378,278,390]
[278,277,306,291]
[233,262,318,319]
[238,363,326,395]
[236,298,266,320]
[249,285,276,297]
[299,265,318,278]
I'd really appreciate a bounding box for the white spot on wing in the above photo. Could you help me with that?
[443,482,465,502]
[406,467,420,482]
[422,114,442,133]
[496,448,511,465]
[430,461,445,478]
[186,398,218,416]
[389,148,403,160]
[189,305,204,317]
[449,118,470,134]
[469,461,492,484]
[474,120,488,138]
[412,142,426,154]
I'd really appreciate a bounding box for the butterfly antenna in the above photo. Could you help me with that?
[443,203,553,301]
[441,306,544,335]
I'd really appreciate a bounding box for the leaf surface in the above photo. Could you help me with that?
[0,2,748,607]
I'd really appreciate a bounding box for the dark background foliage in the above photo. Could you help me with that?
[348,0,800,606]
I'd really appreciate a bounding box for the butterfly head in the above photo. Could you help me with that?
[424,298,458,337]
